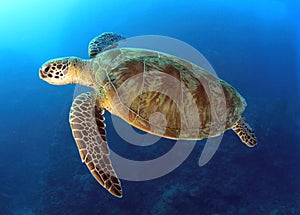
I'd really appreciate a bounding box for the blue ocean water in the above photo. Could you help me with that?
[0,0,299,214]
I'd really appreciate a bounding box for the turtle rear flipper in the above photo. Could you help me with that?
[232,117,257,147]
[69,92,122,198]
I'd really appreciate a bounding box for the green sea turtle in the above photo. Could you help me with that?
[39,32,257,198]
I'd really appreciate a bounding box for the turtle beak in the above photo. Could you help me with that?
[39,68,47,79]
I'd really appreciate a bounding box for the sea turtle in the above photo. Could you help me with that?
[39,32,257,198]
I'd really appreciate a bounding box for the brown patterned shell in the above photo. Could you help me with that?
[92,48,246,140]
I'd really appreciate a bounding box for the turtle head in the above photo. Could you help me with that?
[39,57,86,85]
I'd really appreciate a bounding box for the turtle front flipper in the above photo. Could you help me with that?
[232,117,257,147]
[88,32,125,58]
[69,92,122,198]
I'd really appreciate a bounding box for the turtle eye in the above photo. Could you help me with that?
[45,66,50,73]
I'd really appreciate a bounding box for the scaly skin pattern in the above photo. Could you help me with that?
[69,92,122,197]
[232,117,257,147]
[91,48,246,140]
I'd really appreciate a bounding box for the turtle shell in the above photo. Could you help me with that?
[92,48,246,140]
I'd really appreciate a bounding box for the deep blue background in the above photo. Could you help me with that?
[0,0,299,214]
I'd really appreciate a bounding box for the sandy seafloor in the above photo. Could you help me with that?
[0,1,299,214]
